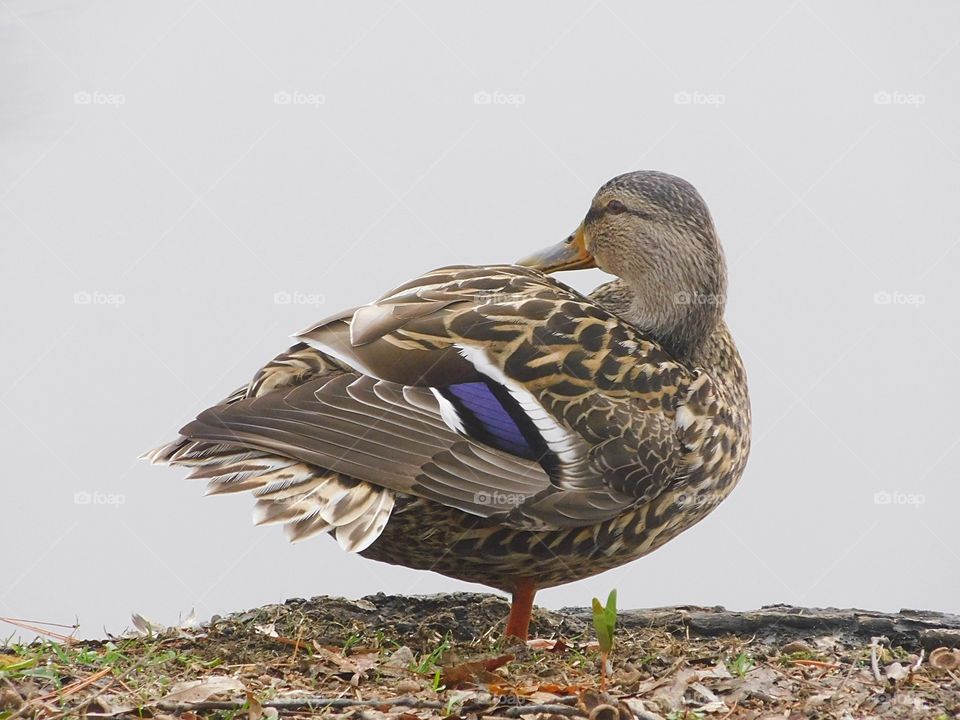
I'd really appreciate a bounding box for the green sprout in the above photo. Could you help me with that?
[591,589,617,691]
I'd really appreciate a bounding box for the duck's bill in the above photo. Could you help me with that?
[515,223,596,272]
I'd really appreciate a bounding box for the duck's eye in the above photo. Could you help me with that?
[605,199,628,215]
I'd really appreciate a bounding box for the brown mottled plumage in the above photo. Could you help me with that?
[144,171,751,639]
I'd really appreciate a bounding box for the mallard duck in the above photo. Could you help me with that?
[145,171,751,640]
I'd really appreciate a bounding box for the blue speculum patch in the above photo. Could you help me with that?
[444,381,535,458]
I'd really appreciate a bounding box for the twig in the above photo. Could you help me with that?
[719,697,739,720]
[157,696,448,712]
[290,622,305,664]
[788,659,839,669]
[0,617,78,644]
[156,694,584,715]
[869,637,884,685]
[34,666,112,703]
[912,648,925,672]
[503,705,584,718]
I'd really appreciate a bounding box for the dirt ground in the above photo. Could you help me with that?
[2,593,959,719]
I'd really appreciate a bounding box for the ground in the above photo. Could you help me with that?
[2,594,959,719]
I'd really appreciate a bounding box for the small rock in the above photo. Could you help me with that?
[0,688,23,710]
[781,640,813,655]
[395,679,422,693]
[384,645,415,669]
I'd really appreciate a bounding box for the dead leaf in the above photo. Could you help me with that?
[310,643,378,676]
[158,676,245,704]
[130,613,166,637]
[442,653,513,686]
[253,622,278,638]
[734,667,791,702]
[247,689,263,720]
[85,694,137,718]
[537,682,582,695]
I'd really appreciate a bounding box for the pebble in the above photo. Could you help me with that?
[780,640,814,655]
[394,679,422,693]
[384,645,416,669]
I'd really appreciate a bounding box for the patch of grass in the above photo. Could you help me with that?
[412,633,452,675]
[729,651,754,677]
[342,632,363,654]
[667,711,705,720]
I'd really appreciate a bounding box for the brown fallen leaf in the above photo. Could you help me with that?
[442,653,514,686]
[246,690,263,720]
[440,655,514,688]
[310,642,378,676]
[85,694,137,718]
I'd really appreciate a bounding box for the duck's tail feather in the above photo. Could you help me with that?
[141,437,394,553]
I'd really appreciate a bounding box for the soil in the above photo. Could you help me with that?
[2,593,959,719]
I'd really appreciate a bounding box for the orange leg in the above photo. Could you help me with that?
[504,577,537,640]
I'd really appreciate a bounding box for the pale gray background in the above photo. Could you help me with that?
[2,0,958,641]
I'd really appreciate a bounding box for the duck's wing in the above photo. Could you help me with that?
[300,266,706,508]
[170,266,708,527]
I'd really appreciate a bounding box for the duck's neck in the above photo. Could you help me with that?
[589,278,724,363]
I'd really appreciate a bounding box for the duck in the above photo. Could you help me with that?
[144,170,751,640]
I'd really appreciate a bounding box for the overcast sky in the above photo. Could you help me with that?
[2,0,958,641]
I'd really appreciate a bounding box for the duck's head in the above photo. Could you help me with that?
[517,170,727,358]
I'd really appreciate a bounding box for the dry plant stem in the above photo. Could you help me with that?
[34,666,112,703]
[503,704,585,718]
[600,650,608,692]
[0,617,77,644]
[870,638,884,685]
[157,696,442,712]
